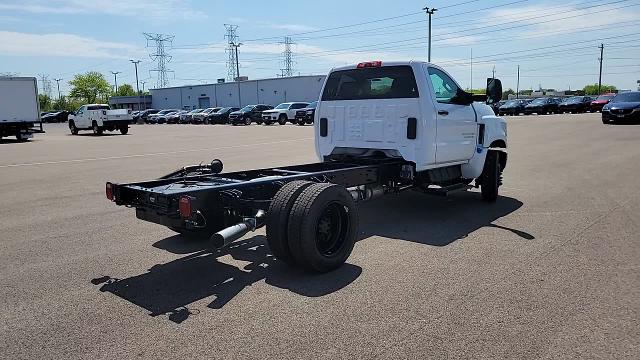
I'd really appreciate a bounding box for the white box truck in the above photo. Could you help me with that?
[0,77,44,141]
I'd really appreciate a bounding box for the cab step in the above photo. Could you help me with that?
[423,183,472,196]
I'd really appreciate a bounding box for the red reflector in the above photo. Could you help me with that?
[357,61,382,68]
[179,196,192,218]
[106,182,114,201]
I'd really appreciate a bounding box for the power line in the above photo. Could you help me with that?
[144,32,175,89]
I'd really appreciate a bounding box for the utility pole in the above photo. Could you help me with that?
[423,6,437,62]
[280,36,294,77]
[516,65,520,99]
[141,81,146,93]
[54,78,62,101]
[492,66,496,79]
[144,33,175,89]
[470,48,473,90]
[110,71,121,93]
[598,43,604,95]
[130,60,141,110]
[224,24,240,81]
[231,42,242,79]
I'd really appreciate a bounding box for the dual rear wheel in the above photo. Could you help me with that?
[266,181,358,273]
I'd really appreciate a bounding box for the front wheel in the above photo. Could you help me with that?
[69,121,78,135]
[480,151,502,202]
[244,117,251,126]
[278,114,288,125]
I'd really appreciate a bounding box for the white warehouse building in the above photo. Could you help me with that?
[150,75,327,110]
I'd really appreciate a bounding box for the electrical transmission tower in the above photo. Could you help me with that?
[280,36,295,77]
[38,74,52,97]
[144,33,175,89]
[224,24,240,81]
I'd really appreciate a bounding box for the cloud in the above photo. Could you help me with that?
[0,31,144,59]
[489,3,640,38]
[0,0,206,20]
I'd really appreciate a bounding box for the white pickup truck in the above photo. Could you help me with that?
[106,60,507,273]
[68,104,133,135]
[261,102,309,125]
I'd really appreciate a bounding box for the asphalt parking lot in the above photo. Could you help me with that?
[1,113,638,359]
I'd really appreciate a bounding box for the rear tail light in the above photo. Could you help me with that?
[179,196,192,218]
[357,61,382,68]
[106,182,114,201]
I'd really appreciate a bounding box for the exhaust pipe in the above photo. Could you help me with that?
[210,210,265,249]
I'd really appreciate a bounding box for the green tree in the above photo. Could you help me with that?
[52,96,83,112]
[115,84,136,96]
[68,71,112,103]
[39,94,52,112]
[582,83,617,95]
[502,88,515,100]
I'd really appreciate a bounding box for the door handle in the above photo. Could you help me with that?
[438,110,449,116]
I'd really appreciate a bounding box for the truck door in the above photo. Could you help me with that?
[75,106,88,128]
[425,65,477,164]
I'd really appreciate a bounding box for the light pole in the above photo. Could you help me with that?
[54,78,62,101]
[423,7,437,62]
[130,60,141,110]
[231,42,243,106]
[110,71,121,94]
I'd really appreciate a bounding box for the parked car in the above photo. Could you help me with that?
[180,109,204,124]
[155,110,181,124]
[558,96,593,113]
[192,107,222,124]
[523,97,561,115]
[208,107,240,124]
[138,109,159,123]
[229,104,273,125]
[147,109,178,124]
[602,91,640,124]
[42,111,70,123]
[166,110,187,124]
[294,101,317,125]
[261,102,309,125]
[590,93,616,112]
[498,99,528,116]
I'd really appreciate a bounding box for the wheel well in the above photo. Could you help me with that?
[490,139,506,148]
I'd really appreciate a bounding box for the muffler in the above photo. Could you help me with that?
[210,210,265,249]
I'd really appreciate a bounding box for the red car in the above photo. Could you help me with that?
[590,93,616,112]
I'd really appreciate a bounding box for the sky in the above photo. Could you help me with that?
[1,0,639,97]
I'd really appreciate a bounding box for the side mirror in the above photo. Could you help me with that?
[486,78,502,105]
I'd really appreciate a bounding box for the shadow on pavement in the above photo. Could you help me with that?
[92,191,531,323]
[92,236,362,323]
[358,191,531,246]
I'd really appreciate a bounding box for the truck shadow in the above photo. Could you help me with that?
[92,191,530,323]
[358,191,531,245]
[91,236,362,324]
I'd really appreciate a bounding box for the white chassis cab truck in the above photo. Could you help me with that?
[68,104,133,135]
[261,102,310,125]
[105,60,506,273]
[0,77,44,141]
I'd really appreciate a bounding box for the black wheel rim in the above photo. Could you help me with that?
[315,202,350,257]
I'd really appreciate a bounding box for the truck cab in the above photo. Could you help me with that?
[69,104,133,135]
[315,60,506,183]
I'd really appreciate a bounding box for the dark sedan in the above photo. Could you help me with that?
[209,107,240,124]
[498,99,529,116]
[602,91,640,124]
[294,101,317,125]
[42,111,70,123]
[229,104,273,125]
[558,96,593,113]
[590,93,616,112]
[524,97,561,115]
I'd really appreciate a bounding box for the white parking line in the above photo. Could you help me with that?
[0,137,314,168]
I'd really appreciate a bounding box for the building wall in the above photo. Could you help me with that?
[150,75,326,110]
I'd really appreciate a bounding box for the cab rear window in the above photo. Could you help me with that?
[322,66,419,101]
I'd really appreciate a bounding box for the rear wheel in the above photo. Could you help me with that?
[92,122,103,135]
[287,183,358,273]
[244,117,251,125]
[278,114,288,125]
[69,120,78,135]
[119,126,129,135]
[480,151,502,202]
[266,180,315,266]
